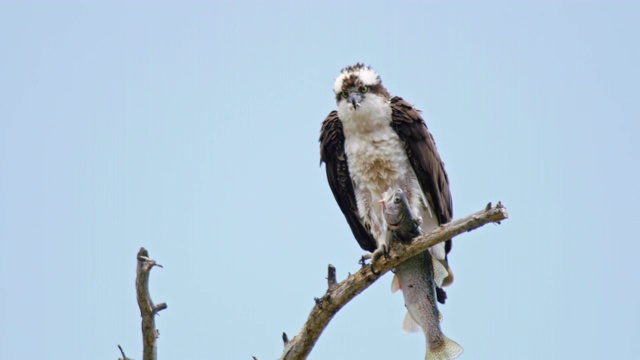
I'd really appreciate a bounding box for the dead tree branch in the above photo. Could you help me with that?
[117,345,133,360]
[136,247,167,360]
[279,202,509,360]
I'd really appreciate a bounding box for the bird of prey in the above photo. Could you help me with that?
[319,63,454,298]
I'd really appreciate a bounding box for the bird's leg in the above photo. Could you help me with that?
[372,227,392,263]
[359,253,381,274]
[369,229,395,275]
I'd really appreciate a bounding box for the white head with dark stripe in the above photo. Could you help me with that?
[333,63,391,112]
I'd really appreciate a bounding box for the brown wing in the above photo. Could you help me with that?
[389,96,453,256]
[320,111,377,252]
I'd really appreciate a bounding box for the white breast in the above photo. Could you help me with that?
[339,96,410,196]
[345,127,409,196]
[338,95,426,248]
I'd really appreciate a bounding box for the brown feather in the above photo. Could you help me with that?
[389,96,453,257]
[389,96,454,303]
[320,111,378,252]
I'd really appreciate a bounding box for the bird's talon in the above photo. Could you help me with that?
[382,244,390,260]
[370,263,381,276]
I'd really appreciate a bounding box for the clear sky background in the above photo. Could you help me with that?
[1,1,639,359]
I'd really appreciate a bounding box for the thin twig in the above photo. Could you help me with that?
[117,345,133,360]
[279,202,509,360]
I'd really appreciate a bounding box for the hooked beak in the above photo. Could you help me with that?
[348,92,363,108]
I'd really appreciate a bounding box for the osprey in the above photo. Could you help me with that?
[319,63,454,299]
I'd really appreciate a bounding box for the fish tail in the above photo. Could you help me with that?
[426,335,463,360]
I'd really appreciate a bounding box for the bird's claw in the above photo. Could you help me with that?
[368,244,390,276]
[371,244,390,262]
[372,244,390,261]
[382,244,390,260]
[370,263,381,276]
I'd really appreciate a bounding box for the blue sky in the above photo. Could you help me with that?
[1,1,638,359]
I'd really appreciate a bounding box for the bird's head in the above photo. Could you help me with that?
[333,63,390,111]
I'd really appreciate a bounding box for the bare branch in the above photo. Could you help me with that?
[136,247,167,360]
[326,264,337,290]
[279,202,509,360]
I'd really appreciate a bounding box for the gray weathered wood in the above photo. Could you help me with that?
[136,248,167,360]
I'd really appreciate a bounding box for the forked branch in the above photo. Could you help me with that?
[136,248,167,360]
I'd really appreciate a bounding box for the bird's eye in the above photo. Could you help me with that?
[394,197,401,204]
[359,86,368,93]
[341,91,348,99]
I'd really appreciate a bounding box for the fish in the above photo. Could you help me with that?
[381,187,423,242]
[391,252,463,359]
[381,188,448,288]
[382,188,463,360]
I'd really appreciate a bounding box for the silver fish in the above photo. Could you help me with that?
[381,188,448,288]
[392,252,463,359]
[383,188,463,360]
